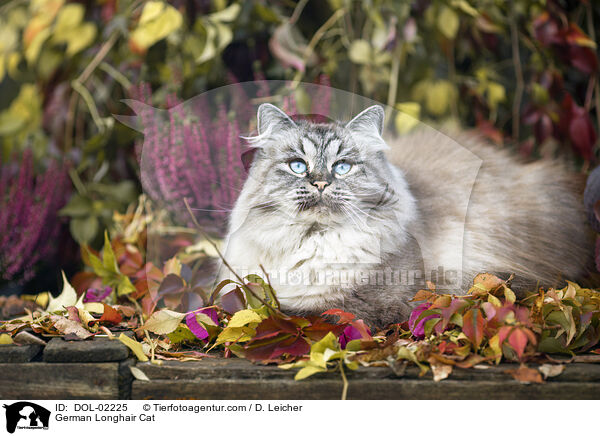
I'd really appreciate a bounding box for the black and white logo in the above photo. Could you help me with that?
[3,402,50,433]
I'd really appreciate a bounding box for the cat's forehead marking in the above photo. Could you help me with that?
[300,125,345,162]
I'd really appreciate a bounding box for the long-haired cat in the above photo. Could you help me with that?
[219,103,595,328]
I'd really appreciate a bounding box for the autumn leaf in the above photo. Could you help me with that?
[228,309,263,328]
[52,316,94,339]
[47,271,84,313]
[462,308,485,349]
[98,303,122,325]
[118,333,148,362]
[505,365,543,384]
[0,334,14,345]
[140,309,185,335]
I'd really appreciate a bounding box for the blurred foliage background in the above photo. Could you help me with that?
[0,0,599,293]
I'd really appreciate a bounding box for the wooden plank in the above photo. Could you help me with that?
[43,337,129,362]
[0,362,121,400]
[135,358,600,383]
[132,378,600,400]
[131,358,600,400]
[0,344,42,363]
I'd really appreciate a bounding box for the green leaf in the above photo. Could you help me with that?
[102,231,118,274]
[59,194,94,217]
[167,325,199,344]
[69,215,99,244]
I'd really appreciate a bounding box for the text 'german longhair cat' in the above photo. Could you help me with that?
[220,104,594,328]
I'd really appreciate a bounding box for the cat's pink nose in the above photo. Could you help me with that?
[313,181,329,191]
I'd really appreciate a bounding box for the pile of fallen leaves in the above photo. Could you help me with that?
[1,201,600,391]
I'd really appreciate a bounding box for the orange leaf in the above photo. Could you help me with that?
[99,303,123,325]
[505,365,543,384]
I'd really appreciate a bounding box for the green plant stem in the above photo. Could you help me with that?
[339,361,348,400]
[64,31,120,151]
[291,8,347,88]
[509,0,524,144]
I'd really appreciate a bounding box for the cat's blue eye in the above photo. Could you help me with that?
[333,162,352,175]
[289,160,307,174]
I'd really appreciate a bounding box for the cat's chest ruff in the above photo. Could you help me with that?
[261,221,381,267]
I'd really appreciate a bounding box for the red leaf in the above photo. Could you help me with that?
[497,325,512,345]
[322,308,356,323]
[568,112,596,160]
[462,309,485,348]
[508,327,528,359]
[98,303,123,325]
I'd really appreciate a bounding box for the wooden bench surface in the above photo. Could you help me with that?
[1,339,599,400]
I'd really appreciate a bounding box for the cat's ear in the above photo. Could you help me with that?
[346,105,385,136]
[257,103,296,135]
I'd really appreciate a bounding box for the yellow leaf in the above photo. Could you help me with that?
[25,27,50,64]
[139,1,165,25]
[228,309,263,328]
[487,293,502,308]
[348,39,372,64]
[119,333,149,362]
[425,80,456,116]
[295,364,327,380]
[0,333,14,345]
[437,6,460,40]
[83,302,104,314]
[486,82,506,110]
[163,256,182,276]
[130,2,183,50]
[504,287,516,304]
[215,326,255,345]
[53,3,84,37]
[65,23,96,56]
[488,334,502,364]
[20,291,50,309]
[141,309,185,334]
